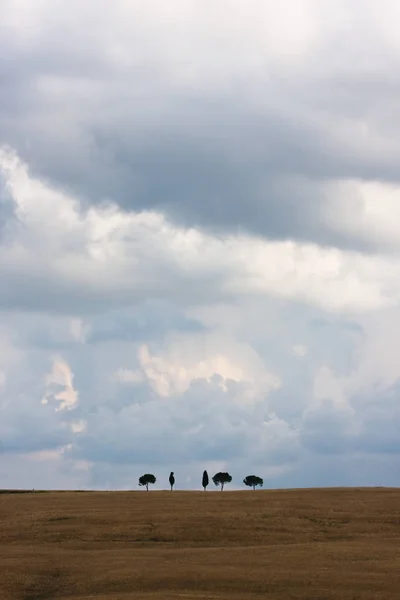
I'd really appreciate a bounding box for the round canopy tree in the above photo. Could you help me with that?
[138,473,156,491]
[243,475,263,490]
[212,472,232,491]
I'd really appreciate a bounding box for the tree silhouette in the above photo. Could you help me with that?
[212,472,232,491]
[202,470,209,491]
[243,475,263,490]
[169,471,175,491]
[138,473,156,491]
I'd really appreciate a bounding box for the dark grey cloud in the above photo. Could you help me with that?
[2,1,400,252]
[0,239,231,316]
[1,303,204,351]
[269,452,400,489]
[300,402,354,455]
[87,302,205,345]
[0,93,391,253]
[67,377,258,466]
[0,396,71,454]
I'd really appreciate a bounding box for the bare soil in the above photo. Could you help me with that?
[0,487,399,599]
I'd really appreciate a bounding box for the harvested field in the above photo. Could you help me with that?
[0,487,399,599]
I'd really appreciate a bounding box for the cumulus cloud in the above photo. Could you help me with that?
[3,148,400,317]
[42,357,79,412]
[1,0,400,489]
[130,335,281,399]
[293,344,308,358]
[3,0,400,251]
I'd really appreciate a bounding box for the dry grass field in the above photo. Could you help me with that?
[0,487,399,599]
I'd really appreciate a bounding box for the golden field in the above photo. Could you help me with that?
[0,487,399,599]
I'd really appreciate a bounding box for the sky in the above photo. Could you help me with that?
[1,0,400,490]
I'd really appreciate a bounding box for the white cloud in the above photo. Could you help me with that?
[69,318,89,343]
[3,147,400,315]
[113,368,144,385]
[133,337,280,399]
[325,179,400,252]
[312,365,353,411]
[70,420,87,434]
[293,344,308,358]
[42,357,79,412]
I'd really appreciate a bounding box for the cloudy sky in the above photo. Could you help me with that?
[1,0,400,490]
